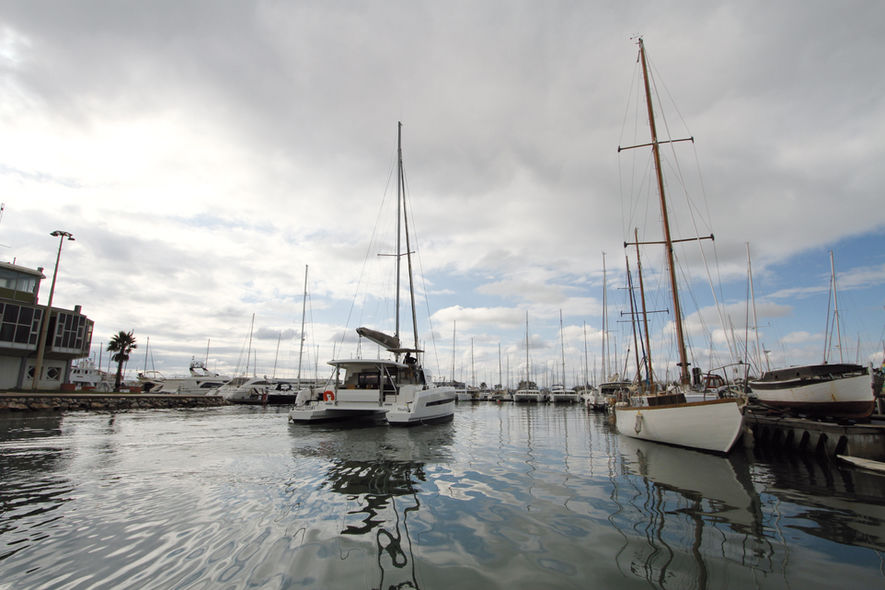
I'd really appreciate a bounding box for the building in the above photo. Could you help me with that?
[0,261,93,390]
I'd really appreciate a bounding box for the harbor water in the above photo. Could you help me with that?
[1,403,883,589]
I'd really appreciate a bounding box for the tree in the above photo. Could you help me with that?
[107,330,137,392]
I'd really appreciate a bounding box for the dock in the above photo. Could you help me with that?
[0,392,229,413]
[745,409,885,461]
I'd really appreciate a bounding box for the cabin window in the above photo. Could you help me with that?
[358,372,380,389]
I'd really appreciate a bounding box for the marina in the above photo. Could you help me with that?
[1,402,883,589]
[1,13,884,590]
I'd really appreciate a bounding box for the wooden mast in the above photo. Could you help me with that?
[633,228,656,393]
[637,37,690,385]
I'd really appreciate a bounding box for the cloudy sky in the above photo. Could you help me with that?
[2,1,883,387]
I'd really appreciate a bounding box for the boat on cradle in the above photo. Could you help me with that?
[612,38,744,454]
[749,363,872,419]
[289,122,455,426]
[748,253,874,420]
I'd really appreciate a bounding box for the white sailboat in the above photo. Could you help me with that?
[513,311,542,403]
[748,251,873,419]
[550,310,579,403]
[289,122,455,425]
[612,38,744,454]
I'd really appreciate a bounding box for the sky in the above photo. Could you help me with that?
[1,1,884,387]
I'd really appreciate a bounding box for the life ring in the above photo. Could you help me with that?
[323,390,335,402]
[634,412,643,434]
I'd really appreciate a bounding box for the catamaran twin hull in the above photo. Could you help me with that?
[614,398,745,454]
[749,364,873,419]
[288,392,456,425]
[513,390,542,403]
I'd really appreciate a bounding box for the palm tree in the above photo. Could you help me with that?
[107,330,137,392]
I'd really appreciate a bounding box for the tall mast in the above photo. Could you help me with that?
[624,256,642,386]
[471,337,475,386]
[559,310,566,387]
[525,311,530,385]
[498,343,503,389]
[829,250,844,363]
[247,313,255,377]
[637,37,690,385]
[297,264,308,387]
[601,252,608,380]
[396,121,420,354]
[747,244,766,373]
[634,228,655,393]
[394,123,403,346]
[451,321,456,382]
[582,321,589,388]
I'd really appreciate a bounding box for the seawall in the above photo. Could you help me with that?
[0,392,229,412]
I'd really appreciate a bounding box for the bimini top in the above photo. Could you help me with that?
[328,358,409,369]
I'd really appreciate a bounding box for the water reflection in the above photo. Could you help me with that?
[0,414,73,562]
[290,423,455,589]
[615,437,770,589]
[753,447,885,551]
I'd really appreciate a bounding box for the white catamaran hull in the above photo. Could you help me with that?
[288,399,387,423]
[615,398,744,454]
[385,386,456,425]
[513,390,542,403]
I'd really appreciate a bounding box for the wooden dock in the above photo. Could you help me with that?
[745,409,885,461]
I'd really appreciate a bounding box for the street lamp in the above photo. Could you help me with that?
[31,230,75,391]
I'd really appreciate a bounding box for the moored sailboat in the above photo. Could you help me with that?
[612,38,744,454]
[513,311,542,403]
[288,122,455,425]
[748,252,873,419]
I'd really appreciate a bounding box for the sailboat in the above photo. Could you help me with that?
[748,251,873,419]
[550,310,579,403]
[594,253,630,411]
[289,122,456,425]
[612,38,745,454]
[513,311,542,402]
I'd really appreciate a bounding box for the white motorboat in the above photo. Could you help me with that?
[69,358,113,392]
[289,122,455,425]
[138,358,229,395]
[612,38,744,454]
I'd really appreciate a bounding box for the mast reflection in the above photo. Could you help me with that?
[301,424,454,590]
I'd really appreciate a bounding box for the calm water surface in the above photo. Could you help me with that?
[1,404,883,589]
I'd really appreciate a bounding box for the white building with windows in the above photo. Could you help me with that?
[0,262,93,390]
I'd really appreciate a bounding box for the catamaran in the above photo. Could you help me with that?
[288,123,455,425]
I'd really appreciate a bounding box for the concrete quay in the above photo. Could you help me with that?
[0,392,229,413]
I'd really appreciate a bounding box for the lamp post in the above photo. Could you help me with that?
[31,230,75,391]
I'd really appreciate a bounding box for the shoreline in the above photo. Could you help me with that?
[0,392,229,412]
